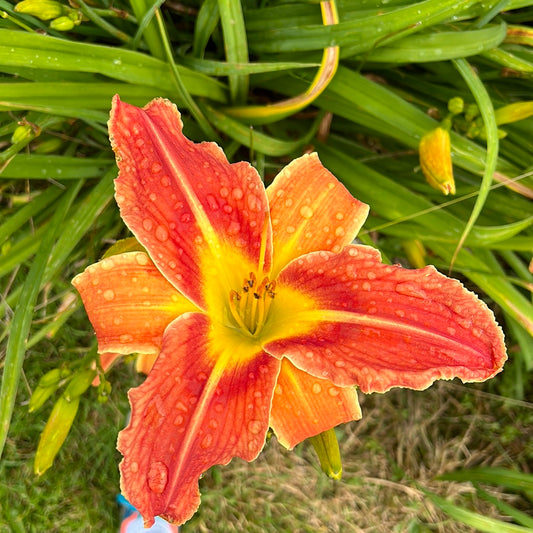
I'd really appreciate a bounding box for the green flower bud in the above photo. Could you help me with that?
[14,0,65,20]
[448,97,464,115]
[465,103,479,122]
[34,394,80,475]
[49,15,75,30]
[309,428,342,480]
[11,124,33,144]
[63,368,97,401]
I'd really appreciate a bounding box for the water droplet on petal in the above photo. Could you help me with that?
[130,461,139,473]
[335,226,345,237]
[227,221,241,235]
[142,218,153,231]
[328,387,340,397]
[155,225,169,242]
[135,253,149,266]
[103,289,115,301]
[120,334,133,343]
[147,461,168,494]
[300,205,314,219]
[160,176,170,187]
[151,162,162,173]
[286,226,295,234]
[200,434,213,449]
[232,188,243,200]
[312,383,322,394]
[248,420,262,435]
[149,192,157,202]
[395,282,427,299]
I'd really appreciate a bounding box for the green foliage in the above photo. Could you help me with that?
[1,0,532,529]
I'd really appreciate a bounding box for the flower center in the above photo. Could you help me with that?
[228,272,276,336]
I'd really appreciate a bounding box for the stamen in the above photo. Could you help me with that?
[228,272,276,336]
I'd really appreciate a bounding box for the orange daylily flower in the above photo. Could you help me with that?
[73,96,506,527]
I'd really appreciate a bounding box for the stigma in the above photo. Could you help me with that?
[228,272,276,336]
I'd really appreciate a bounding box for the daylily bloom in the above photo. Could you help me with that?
[73,96,506,527]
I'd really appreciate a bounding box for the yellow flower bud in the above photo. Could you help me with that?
[494,102,533,125]
[34,394,80,475]
[14,0,65,20]
[419,127,456,195]
[309,428,342,480]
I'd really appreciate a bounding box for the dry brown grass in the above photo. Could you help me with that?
[185,381,530,532]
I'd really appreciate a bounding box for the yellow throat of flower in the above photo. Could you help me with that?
[228,272,276,336]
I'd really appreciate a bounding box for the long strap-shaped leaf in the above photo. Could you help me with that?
[450,58,499,269]
[0,182,81,459]
[225,0,339,124]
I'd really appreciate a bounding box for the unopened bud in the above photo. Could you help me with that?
[14,0,65,20]
[448,97,464,115]
[419,127,456,195]
[309,428,342,480]
[465,104,479,122]
[49,15,75,30]
[63,368,97,401]
[11,124,33,144]
[494,102,533,125]
[34,394,80,475]
[29,368,67,413]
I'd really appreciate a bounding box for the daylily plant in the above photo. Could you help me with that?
[73,96,506,527]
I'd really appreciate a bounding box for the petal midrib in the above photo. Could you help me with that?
[277,309,493,364]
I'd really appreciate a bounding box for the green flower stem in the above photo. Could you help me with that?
[74,0,132,44]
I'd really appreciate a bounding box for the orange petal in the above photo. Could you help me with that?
[109,96,272,309]
[270,359,361,449]
[72,252,196,355]
[118,313,280,527]
[266,153,369,277]
[264,245,507,393]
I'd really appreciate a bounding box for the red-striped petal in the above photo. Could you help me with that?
[264,245,507,393]
[270,359,361,449]
[118,313,280,526]
[266,153,369,277]
[109,97,272,310]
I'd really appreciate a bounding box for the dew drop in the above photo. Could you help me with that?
[312,383,322,394]
[103,289,115,301]
[120,334,133,343]
[305,350,314,359]
[335,212,344,221]
[328,387,340,397]
[149,192,157,202]
[227,221,241,235]
[160,176,170,187]
[155,225,169,242]
[151,162,162,173]
[367,272,377,280]
[130,461,139,473]
[208,419,218,429]
[335,226,345,237]
[232,187,243,200]
[248,420,262,435]
[100,258,115,270]
[200,434,213,449]
[174,415,184,426]
[220,186,229,198]
[300,205,314,219]
[206,194,219,211]
[286,226,295,234]
[135,253,149,266]
[142,218,153,231]
[147,461,168,494]
[285,198,293,208]
[396,282,427,299]
[362,281,371,291]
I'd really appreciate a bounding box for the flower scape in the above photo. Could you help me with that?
[72,96,507,527]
